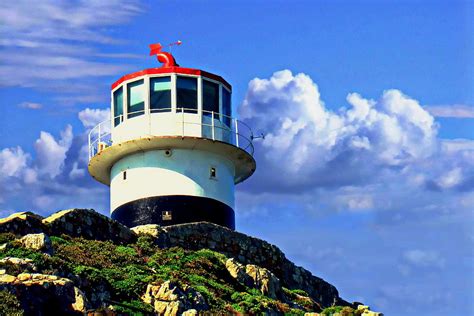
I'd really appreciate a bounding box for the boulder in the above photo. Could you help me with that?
[0,257,36,271]
[131,224,170,246]
[0,212,45,236]
[225,258,281,299]
[357,304,384,316]
[71,287,89,313]
[43,209,135,244]
[0,272,90,314]
[225,258,253,287]
[142,281,208,315]
[19,233,53,254]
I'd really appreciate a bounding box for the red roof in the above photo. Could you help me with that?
[111,67,232,90]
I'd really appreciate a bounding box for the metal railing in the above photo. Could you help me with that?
[88,108,254,160]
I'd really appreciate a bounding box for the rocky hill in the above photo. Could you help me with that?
[0,209,383,315]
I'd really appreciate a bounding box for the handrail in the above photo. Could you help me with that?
[88,108,254,161]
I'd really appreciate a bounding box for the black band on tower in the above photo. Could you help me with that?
[111,195,235,230]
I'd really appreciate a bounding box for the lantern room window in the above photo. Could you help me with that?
[203,80,220,117]
[113,86,123,127]
[127,79,145,118]
[222,87,231,126]
[150,77,171,112]
[176,76,198,113]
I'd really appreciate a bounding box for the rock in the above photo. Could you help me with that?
[357,305,370,311]
[131,224,170,246]
[19,233,53,254]
[357,304,384,316]
[43,208,135,244]
[71,286,89,313]
[0,211,46,236]
[142,281,208,315]
[225,258,281,299]
[0,272,90,314]
[245,264,281,299]
[0,257,36,268]
[0,274,17,283]
[131,224,163,237]
[17,273,31,281]
[225,258,253,287]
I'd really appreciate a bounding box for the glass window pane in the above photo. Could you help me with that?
[177,76,197,113]
[222,87,231,126]
[113,87,123,126]
[127,79,145,118]
[203,80,219,117]
[150,77,171,112]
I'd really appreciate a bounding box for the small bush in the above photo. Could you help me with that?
[0,232,16,244]
[0,290,24,315]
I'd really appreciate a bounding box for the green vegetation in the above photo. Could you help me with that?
[0,234,321,314]
[321,306,362,316]
[0,290,24,316]
[0,232,16,244]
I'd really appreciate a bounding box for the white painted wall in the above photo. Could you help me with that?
[109,148,235,212]
[111,112,233,145]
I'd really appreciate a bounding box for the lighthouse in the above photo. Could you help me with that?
[87,43,256,230]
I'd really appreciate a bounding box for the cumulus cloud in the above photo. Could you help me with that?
[34,125,73,178]
[78,108,110,129]
[236,70,474,227]
[240,70,441,193]
[0,147,29,178]
[0,109,109,213]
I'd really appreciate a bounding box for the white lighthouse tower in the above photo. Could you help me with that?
[87,43,255,229]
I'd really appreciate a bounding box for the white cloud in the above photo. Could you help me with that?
[403,249,445,268]
[0,1,143,103]
[0,146,29,177]
[78,108,110,129]
[69,162,85,180]
[424,105,474,118]
[18,102,42,109]
[0,108,109,213]
[34,125,73,178]
[436,168,463,189]
[240,70,438,192]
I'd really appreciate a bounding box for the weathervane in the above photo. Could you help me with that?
[149,41,182,67]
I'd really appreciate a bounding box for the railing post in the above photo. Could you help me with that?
[234,119,239,147]
[88,130,91,160]
[98,123,101,152]
[181,107,184,137]
[211,111,215,140]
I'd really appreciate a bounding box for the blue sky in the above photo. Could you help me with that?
[0,1,473,315]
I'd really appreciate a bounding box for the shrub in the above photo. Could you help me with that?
[0,290,24,315]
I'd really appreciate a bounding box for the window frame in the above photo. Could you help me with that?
[149,75,173,113]
[176,75,199,114]
[202,78,221,119]
[126,79,146,119]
